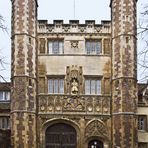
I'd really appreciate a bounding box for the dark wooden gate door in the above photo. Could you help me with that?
[88,140,103,148]
[46,123,77,148]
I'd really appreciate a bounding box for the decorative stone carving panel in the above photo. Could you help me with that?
[85,120,109,140]
[63,96,85,111]
[38,95,110,115]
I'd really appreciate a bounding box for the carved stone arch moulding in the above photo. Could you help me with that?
[85,119,109,141]
[41,118,81,148]
[42,118,81,135]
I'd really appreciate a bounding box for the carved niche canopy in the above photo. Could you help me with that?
[65,65,84,95]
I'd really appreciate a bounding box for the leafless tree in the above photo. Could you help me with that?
[138,4,148,82]
[0,14,7,31]
[0,14,7,82]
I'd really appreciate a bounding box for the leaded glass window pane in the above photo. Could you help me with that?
[96,80,101,95]
[0,92,3,100]
[59,79,64,94]
[48,41,64,54]
[5,92,10,100]
[54,79,58,93]
[0,117,10,129]
[48,78,64,94]
[0,91,10,101]
[138,116,146,131]
[48,42,52,54]
[52,41,59,54]
[48,79,53,94]
[85,79,101,95]
[96,42,101,54]
[59,41,64,54]
[91,80,95,94]
[85,80,90,95]
[86,41,101,55]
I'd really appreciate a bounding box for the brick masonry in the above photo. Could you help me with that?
[111,0,138,147]
[11,0,37,147]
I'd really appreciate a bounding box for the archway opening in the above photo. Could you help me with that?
[45,123,77,148]
[88,139,103,148]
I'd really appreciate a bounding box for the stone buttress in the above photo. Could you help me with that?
[11,0,38,147]
[111,0,138,147]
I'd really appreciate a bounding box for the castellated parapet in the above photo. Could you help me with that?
[38,20,111,34]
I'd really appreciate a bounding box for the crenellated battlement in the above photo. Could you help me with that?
[37,20,111,34]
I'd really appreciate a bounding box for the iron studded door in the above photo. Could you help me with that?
[46,123,77,148]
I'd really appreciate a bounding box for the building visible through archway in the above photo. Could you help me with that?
[88,140,103,148]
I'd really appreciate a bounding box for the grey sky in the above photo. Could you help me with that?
[38,0,110,23]
[0,0,146,82]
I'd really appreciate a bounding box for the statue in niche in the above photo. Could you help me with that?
[65,65,84,95]
[71,78,78,95]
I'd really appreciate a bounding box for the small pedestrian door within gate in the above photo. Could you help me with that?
[45,123,77,148]
[88,140,103,148]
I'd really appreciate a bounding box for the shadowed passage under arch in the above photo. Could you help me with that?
[88,139,103,148]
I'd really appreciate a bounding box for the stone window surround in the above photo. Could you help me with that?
[138,115,147,131]
[48,77,64,94]
[0,116,10,129]
[0,91,10,101]
[84,77,102,95]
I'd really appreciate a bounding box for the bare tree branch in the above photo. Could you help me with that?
[0,14,8,82]
[138,3,148,82]
[0,14,7,31]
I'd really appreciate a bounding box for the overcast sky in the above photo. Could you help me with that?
[0,0,146,82]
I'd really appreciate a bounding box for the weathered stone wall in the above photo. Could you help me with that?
[38,117,111,148]
[37,22,112,147]
[111,0,138,147]
[37,28,111,95]
[11,0,37,147]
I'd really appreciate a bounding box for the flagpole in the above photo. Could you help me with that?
[74,0,75,19]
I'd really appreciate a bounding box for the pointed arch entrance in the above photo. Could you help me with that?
[45,123,77,148]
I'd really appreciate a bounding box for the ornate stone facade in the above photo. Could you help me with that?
[9,0,140,148]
